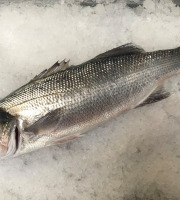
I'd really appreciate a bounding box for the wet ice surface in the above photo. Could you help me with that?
[0,0,180,199]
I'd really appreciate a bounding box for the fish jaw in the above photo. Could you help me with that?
[0,144,7,157]
[0,110,20,159]
[0,123,17,159]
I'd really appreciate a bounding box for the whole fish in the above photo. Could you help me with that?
[0,44,179,158]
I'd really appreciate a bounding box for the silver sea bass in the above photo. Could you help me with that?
[0,44,180,158]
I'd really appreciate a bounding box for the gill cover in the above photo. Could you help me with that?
[0,109,16,158]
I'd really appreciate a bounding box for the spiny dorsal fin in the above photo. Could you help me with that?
[95,43,145,59]
[30,59,70,82]
[137,85,171,108]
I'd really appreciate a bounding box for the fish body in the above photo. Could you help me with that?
[0,44,180,158]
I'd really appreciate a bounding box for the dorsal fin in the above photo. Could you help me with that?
[30,59,70,82]
[95,43,145,59]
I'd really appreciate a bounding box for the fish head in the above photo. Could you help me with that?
[0,109,17,158]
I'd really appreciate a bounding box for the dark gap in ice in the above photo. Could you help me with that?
[80,0,97,7]
[172,0,180,6]
[126,0,144,8]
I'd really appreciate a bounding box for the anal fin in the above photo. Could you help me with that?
[137,86,171,108]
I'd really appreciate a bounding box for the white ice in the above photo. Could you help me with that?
[0,0,180,199]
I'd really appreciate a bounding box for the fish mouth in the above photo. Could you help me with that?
[2,124,21,159]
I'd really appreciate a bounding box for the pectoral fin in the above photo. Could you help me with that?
[45,134,84,147]
[24,109,61,135]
